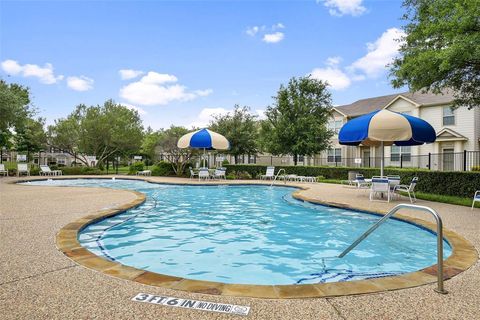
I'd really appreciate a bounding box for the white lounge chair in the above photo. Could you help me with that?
[370,177,391,202]
[472,190,480,210]
[394,177,418,203]
[40,165,63,176]
[260,166,275,180]
[0,164,8,176]
[17,163,30,177]
[387,175,401,198]
[189,168,198,179]
[213,168,226,180]
[136,170,151,176]
[198,168,210,181]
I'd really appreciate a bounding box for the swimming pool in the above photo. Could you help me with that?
[26,178,451,285]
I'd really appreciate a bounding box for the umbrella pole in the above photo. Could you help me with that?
[203,148,206,168]
[380,141,384,177]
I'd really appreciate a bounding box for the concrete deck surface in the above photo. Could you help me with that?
[0,176,478,319]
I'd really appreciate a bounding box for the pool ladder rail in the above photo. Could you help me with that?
[270,168,286,187]
[338,203,448,294]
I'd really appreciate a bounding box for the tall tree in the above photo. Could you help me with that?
[261,76,334,165]
[48,100,144,166]
[140,127,162,162]
[390,0,480,109]
[15,118,47,160]
[209,105,259,163]
[0,80,33,151]
[156,126,198,176]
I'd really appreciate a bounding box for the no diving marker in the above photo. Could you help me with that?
[132,293,250,316]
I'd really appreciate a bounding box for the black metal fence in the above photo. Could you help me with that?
[233,151,480,172]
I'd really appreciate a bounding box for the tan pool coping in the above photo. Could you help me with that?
[16,176,478,299]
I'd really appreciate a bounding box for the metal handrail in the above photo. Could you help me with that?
[338,204,447,294]
[270,169,286,186]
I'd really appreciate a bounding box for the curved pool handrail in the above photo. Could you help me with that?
[338,203,447,294]
[270,168,286,186]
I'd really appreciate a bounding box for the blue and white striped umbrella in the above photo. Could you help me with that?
[177,128,230,167]
[339,109,436,175]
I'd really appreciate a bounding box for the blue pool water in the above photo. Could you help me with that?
[25,179,451,285]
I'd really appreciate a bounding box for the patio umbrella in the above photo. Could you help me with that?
[177,128,230,167]
[338,109,436,176]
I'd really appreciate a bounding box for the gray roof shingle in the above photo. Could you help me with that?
[335,89,455,117]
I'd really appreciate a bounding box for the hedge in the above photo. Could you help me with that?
[224,164,480,198]
[61,166,105,175]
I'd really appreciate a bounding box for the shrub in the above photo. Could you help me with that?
[151,161,176,176]
[472,166,480,171]
[222,159,230,166]
[62,166,105,175]
[129,162,144,174]
[224,164,480,198]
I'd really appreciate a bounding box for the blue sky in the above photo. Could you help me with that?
[1,0,407,129]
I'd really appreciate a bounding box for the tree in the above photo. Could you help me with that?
[156,126,198,176]
[48,100,144,166]
[0,80,33,151]
[209,105,259,163]
[261,76,334,165]
[15,117,47,160]
[140,127,162,163]
[390,0,480,109]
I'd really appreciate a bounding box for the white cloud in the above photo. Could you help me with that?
[66,76,94,91]
[320,0,367,17]
[309,66,351,90]
[246,23,285,43]
[191,107,229,128]
[263,32,285,43]
[119,69,144,80]
[119,71,212,106]
[349,28,405,77]
[1,59,63,84]
[326,56,342,66]
[246,26,262,36]
[120,102,147,115]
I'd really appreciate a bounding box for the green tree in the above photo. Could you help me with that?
[391,0,480,109]
[15,117,47,160]
[48,100,144,166]
[140,127,162,162]
[261,76,334,165]
[0,80,33,151]
[209,105,259,163]
[156,126,198,176]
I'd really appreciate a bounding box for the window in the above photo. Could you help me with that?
[391,145,411,162]
[57,157,66,165]
[443,106,455,125]
[327,148,342,162]
[327,120,343,134]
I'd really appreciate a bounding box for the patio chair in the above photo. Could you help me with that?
[472,190,480,210]
[260,166,275,180]
[17,163,30,177]
[394,177,418,203]
[0,164,8,176]
[354,174,371,189]
[369,177,391,202]
[136,170,152,176]
[213,168,226,180]
[40,165,63,176]
[387,175,401,198]
[198,168,210,181]
[189,168,198,179]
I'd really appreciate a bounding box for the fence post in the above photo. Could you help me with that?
[463,150,467,171]
[428,153,431,170]
[400,154,403,168]
[270,156,273,166]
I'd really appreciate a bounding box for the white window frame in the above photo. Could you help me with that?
[327,148,342,163]
[327,119,343,134]
[391,145,411,162]
[442,106,455,126]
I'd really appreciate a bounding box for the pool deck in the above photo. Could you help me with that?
[1,175,479,319]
